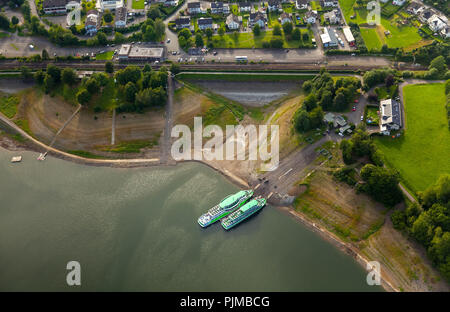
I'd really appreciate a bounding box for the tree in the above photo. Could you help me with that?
[170,63,181,75]
[103,10,113,23]
[195,33,204,47]
[125,82,137,103]
[114,32,125,44]
[20,66,32,81]
[96,32,108,45]
[115,66,142,85]
[43,74,55,94]
[77,89,91,105]
[42,49,49,60]
[282,22,293,35]
[270,37,283,48]
[428,55,447,78]
[359,164,403,206]
[205,28,213,39]
[294,109,311,132]
[385,74,394,87]
[61,68,77,85]
[253,23,261,36]
[34,70,46,85]
[154,18,165,41]
[105,61,114,74]
[302,31,309,42]
[179,28,191,40]
[273,23,282,36]
[218,26,225,36]
[148,6,161,20]
[11,16,19,26]
[46,64,61,83]
[0,13,10,30]
[333,91,347,111]
[85,78,99,94]
[303,93,317,111]
[143,64,152,73]
[292,28,301,40]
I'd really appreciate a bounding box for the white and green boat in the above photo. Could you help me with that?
[221,197,266,230]
[198,190,253,228]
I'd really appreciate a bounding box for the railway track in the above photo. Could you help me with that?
[0,60,425,72]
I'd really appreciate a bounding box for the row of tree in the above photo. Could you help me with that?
[114,65,168,113]
[391,174,450,281]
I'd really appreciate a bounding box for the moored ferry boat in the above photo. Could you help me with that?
[197,190,253,227]
[221,197,266,230]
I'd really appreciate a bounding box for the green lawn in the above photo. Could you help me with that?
[132,0,145,9]
[339,0,424,51]
[0,95,19,118]
[95,51,114,60]
[210,30,312,48]
[365,106,379,126]
[375,83,450,193]
[360,27,382,51]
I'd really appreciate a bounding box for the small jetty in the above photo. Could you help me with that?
[37,152,47,161]
[11,156,22,163]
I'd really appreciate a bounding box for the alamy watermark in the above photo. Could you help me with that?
[366,261,381,286]
[66,261,81,286]
[171,117,279,171]
[66,4,81,27]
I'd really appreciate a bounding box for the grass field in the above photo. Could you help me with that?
[360,27,383,51]
[0,94,19,118]
[210,30,312,48]
[375,83,450,193]
[131,0,145,9]
[95,51,114,60]
[339,0,424,51]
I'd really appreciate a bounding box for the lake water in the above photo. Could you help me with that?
[0,148,380,291]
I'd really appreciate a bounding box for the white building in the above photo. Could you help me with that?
[380,99,402,135]
[428,14,446,32]
[295,0,308,10]
[96,0,124,12]
[392,0,405,6]
[226,14,242,30]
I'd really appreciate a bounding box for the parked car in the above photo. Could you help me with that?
[352,106,356,111]
[167,39,171,43]
[360,115,364,121]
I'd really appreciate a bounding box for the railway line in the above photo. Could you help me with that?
[0,60,425,72]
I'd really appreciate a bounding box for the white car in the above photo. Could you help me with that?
[361,115,364,121]
[167,39,171,43]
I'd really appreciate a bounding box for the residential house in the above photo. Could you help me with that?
[42,0,68,14]
[115,6,127,28]
[392,0,405,6]
[406,2,422,15]
[187,2,201,14]
[305,10,317,24]
[279,12,292,25]
[96,0,124,12]
[268,0,281,12]
[175,16,191,29]
[249,12,267,28]
[428,14,446,32]
[441,27,450,38]
[223,3,230,14]
[295,0,308,10]
[85,10,100,36]
[320,0,338,7]
[419,8,434,23]
[323,10,339,24]
[226,13,242,30]
[239,2,252,13]
[211,2,223,14]
[379,99,401,135]
[197,17,213,30]
[164,0,179,6]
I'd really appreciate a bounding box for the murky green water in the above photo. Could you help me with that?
[0,148,380,291]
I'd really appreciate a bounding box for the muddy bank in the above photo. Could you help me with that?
[192,80,302,106]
